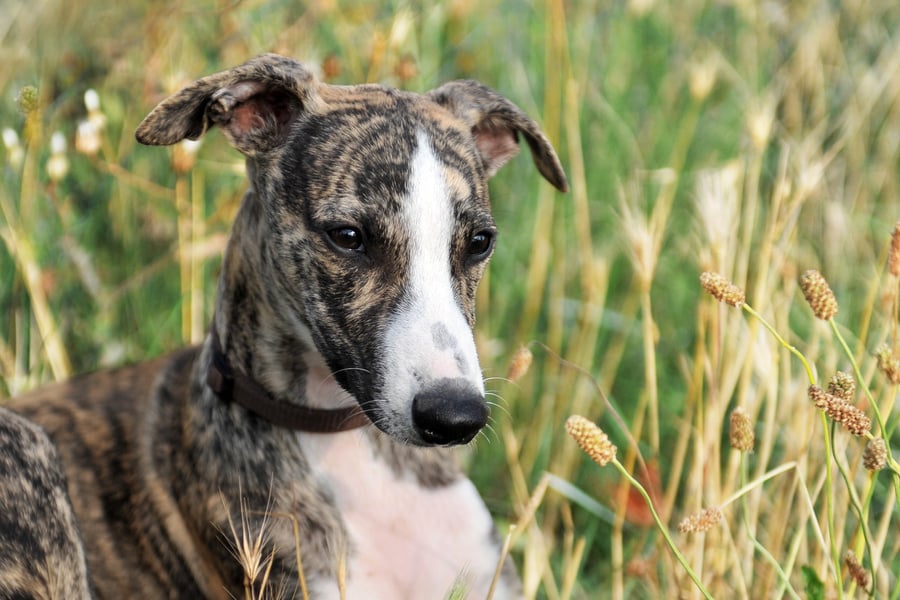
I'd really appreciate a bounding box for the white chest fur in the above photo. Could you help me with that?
[298,431,513,599]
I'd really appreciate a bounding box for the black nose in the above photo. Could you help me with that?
[412,379,489,445]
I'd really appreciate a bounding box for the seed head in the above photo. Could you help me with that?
[16,86,39,115]
[507,345,533,383]
[874,344,900,384]
[827,371,855,401]
[565,415,617,467]
[890,222,900,277]
[678,506,723,534]
[729,407,755,452]
[807,385,871,437]
[700,272,745,307]
[799,270,838,320]
[843,551,869,589]
[863,438,887,472]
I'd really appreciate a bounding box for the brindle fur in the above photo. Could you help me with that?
[4,54,567,598]
[0,408,93,600]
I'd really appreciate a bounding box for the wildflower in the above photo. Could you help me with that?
[699,272,745,307]
[827,371,855,401]
[863,438,887,472]
[75,119,102,156]
[565,415,617,467]
[729,407,755,452]
[506,345,533,383]
[76,89,106,157]
[890,222,900,277]
[83,89,106,128]
[843,551,869,589]
[2,128,24,168]
[799,270,838,320]
[46,131,69,182]
[874,344,900,384]
[807,385,871,437]
[678,506,722,534]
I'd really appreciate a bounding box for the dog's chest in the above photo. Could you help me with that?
[299,432,503,599]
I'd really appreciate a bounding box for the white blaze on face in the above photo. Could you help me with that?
[379,131,484,431]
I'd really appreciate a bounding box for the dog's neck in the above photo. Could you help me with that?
[207,186,354,413]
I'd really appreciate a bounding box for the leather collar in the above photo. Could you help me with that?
[205,330,370,433]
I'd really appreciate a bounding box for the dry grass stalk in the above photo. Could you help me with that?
[889,222,900,277]
[268,512,310,600]
[222,496,276,600]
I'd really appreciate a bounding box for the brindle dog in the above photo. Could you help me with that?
[4,54,567,599]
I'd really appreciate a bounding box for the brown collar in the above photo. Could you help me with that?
[205,330,370,433]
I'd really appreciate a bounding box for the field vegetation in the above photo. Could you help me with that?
[2,0,899,597]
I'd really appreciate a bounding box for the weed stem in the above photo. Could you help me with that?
[742,305,816,383]
[609,458,713,600]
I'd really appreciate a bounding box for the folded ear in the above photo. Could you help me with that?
[135,54,321,156]
[427,80,568,192]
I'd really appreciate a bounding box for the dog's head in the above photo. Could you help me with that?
[137,54,567,446]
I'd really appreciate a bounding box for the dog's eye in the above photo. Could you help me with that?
[327,227,364,252]
[466,230,494,260]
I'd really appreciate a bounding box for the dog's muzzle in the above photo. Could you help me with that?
[411,378,489,445]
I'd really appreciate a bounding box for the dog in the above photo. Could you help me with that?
[4,54,567,599]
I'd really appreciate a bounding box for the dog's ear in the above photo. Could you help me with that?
[427,80,568,192]
[135,54,320,156]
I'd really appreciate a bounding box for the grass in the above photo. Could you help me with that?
[2,0,900,597]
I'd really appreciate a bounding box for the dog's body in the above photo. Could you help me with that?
[4,55,566,599]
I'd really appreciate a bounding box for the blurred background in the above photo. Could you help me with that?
[1,0,899,597]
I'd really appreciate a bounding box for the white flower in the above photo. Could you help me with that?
[47,131,69,182]
[76,119,102,156]
[2,127,24,168]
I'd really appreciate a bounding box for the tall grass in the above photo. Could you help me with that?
[2,0,899,597]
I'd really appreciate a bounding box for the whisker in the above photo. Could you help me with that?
[485,400,512,419]
[311,366,372,405]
